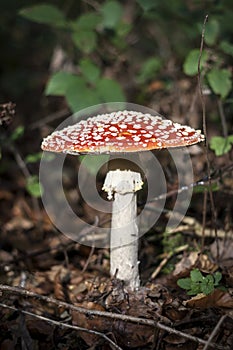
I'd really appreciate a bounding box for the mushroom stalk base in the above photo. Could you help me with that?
[103,170,143,290]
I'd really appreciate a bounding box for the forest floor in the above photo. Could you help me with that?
[1,1,233,348]
[0,89,233,350]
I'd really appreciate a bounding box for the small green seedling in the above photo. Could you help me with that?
[210,135,233,156]
[26,175,42,198]
[177,269,222,296]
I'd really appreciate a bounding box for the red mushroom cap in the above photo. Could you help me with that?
[41,110,205,154]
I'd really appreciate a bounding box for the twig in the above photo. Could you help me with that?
[143,162,233,206]
[10,144,42,225]
[81,216,98,273]
[151,244,188,279]
[0,284,226,349]
[0,240,74,268]
[142,174,215,205]
[201,189,208,253]
[217,99,228,138]
[198,14,209,139]
[203,315,227,350]
[29,108,69,130]
[197,14,220,260]
[0,216,111,269]
[0,302,123,350]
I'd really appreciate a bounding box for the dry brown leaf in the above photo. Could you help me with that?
[0,190,13,200]
[147,80,165,92]
[173,252,199,278]
[72,298,156,348]
[184,289,233,309]
[71,283,170,348]
[210,239,233,268]
[4,216,34,231]
[173,252,218,280]
[72,301,108,346]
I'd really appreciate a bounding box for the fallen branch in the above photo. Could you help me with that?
[0,302,122,350]
[0,284,227,349]
[203,315,228,350]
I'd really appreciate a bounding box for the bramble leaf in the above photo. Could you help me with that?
[220,41,233,57]
[207,68,232,99]
[72,30,97,54]
[45,72,83,96]
[183,49,208,76]
[204,19,219,46]
[210,135,233,156]
[100,1,123,29]
[19,4,67,28]
[80,59,100,83]
[96,78,126,102]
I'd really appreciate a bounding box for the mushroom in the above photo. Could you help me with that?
[41,110,204,290]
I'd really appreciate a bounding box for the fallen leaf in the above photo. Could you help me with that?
[210,239,233,268]
[173,252,199,278]
[184,289,233,308]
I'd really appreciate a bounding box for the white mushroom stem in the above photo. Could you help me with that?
[102,169,143,290]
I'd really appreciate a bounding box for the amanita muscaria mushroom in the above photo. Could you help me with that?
[41,110,204,290]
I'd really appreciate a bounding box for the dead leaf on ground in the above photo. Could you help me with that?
[210,239,233,268]
[184,289,233,309]
[173,251,218,279]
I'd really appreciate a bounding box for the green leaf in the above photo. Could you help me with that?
[178,269,222,296]
[188,282,202,295]
[137,57,162,83]
[19,4,67,28]
[136,0,158,11]
[204,19,219,46]
[207,68,232,99]
[66,84,101,112]
[26,152,42,163]
[116,21,132,37]
[80,59,100,83]
[96,78,125,102]
[205,274,214,284]
[220,41,233,57]
[210,135,233,156]
[201,278,214,295]
[45,72,82,96]
[79,155,110,175]
[26,175,42,198]
[214,271,222,285]
[72,30,97,54]
[177,278,192,290]
[100,1,123,29]
[74,12,101,30]
[190,269,204,283]
[183,49,208,76]
[11,126,24,141]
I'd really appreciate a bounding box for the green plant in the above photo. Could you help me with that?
[19,2,128,113]
[183,17,233,157]
[0,111,42,198]
[210,135,233,156]
[183,18,232,100]
[136,57,162,84]
[26,175,42,198]
[177,269,222,296]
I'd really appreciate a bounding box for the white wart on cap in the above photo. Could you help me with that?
[41,110,205,154]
